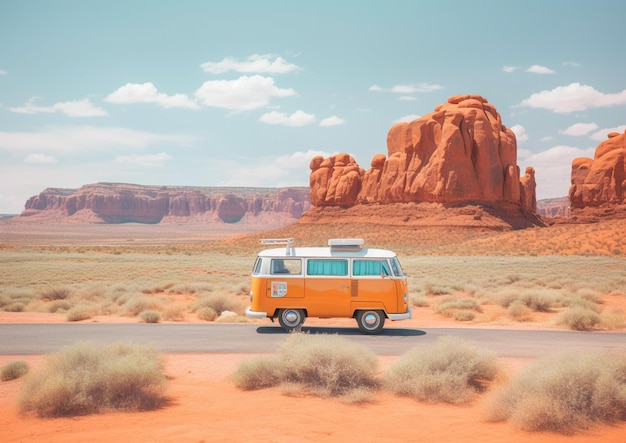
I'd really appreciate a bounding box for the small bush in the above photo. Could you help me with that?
[66,305,96,322]
[196,306,218,321]
[385,336,499,404]
[507,300,533,321]
[558,307,601,331]
[120,296,163,316]
[191,293,242,316]
[518,290,562,312]
[233,334,379,399]
[453,310,475,321]
[435,297,482,318]
[139,310,161,323]
[600,308,626,330]
[1,360,29,381]
[485,351,626,433]
[19,342,167,417]
[47,300,72,313]
[3,302,25,312]
[162,303,186,321]
[411,294,431,307]
[40,287,71,301]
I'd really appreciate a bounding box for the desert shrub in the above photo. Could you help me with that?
[518,290,563,312]
[1,360,29,381]
[600,308,626,330]
[507,300,533,321]
[233,355,283,390]
[385,336,499,404]
[66,304,97,322]
[190,292,242,315]
[485,351,626,433]
[410,294,430,307]
[453,310,476,321]
[558,307,601,331]
[19,342,167,417]
[40,286,71,301]
[47,299,73,313]
[162,303,186,321]
[196,307,218,321]
[435,297,482,318]
[233,334,379,398]
[3,302,25,312]
[139,310,161,323]
[120,296,163,316]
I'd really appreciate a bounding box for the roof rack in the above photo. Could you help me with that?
[261,238,294,255]
[328,238,364,252]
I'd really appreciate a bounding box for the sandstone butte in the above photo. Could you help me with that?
[309,95,538,218]
[570,130,625,208]
[18,183,311,224]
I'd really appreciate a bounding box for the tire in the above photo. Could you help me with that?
[356,310,385,334]
[278,308,305,332]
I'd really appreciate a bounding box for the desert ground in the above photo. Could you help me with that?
[1,219,625,442]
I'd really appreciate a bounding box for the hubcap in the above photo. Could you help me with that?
[364,312,378,326]
[285,310,299,324]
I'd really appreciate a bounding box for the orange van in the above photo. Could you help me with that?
[245,238,412,334]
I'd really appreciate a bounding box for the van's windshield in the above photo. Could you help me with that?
[390,257,405,277]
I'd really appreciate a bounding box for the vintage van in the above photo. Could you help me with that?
[245,238,412,334]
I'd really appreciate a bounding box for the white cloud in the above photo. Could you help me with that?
[106,82,199,109]
[502,66,519,73]
[0,69,7,75]
[195,75,296,111]
[525,64,555,74]
[393,114,420,124]
[115,152,172,167]
[540,136,553,142]
[589,125,626,141]
[562,61,580,67]
[259,110,315,126]
[201,54,301,74]
[24,153,58,164]
[319,116,345,127]
[560,122,599,136]
[216,149,340,187]
[398,96,417,101]
[517,83,626,113]
[519,145,596,199]
[9,97,108,117]
[510,124,528,144]
[370,83,443,93]
[0,126,197,154]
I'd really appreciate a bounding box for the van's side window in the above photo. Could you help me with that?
[271,259,302,275]
[353,260,390,276]
[307,259,348,276]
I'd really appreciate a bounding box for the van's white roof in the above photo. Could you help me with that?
[258,246,396,259]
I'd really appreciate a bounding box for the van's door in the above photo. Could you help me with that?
[304,258,351,317]
[350,259,398,313]
[266,258,305,299]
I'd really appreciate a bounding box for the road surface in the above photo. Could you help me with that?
[1,323,624,357]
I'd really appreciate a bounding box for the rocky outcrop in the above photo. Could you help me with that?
[570,130,625,208]
[19,183,310,224]
[310,95,537,214]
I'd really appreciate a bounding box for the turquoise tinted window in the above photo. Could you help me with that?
[307,259,348,276]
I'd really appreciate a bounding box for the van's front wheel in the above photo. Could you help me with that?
[356,310,385,334]
[278,309,305,332]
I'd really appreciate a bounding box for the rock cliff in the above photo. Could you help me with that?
[310,95,537,214]
[570,130,625,208]
[19,183,311,224]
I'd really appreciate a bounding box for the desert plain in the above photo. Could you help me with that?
[1,219,625,442]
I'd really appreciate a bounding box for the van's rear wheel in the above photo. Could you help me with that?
[356,310,385,334]
[278,309,305,332]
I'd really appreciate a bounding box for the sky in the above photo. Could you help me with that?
[1,0,625,214]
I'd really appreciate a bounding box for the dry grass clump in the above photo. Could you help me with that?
[139,310,162,323]
[233,334,379,400]
[485,350,626,433]
[1,360,29,381]
[119,295,164,317]
[557,307,601,331]
[40,286,71,301]
[435,296,482,321]
[191,292,243,317]
[66,304,99,322]
[19,342,167,417]
[385,336,499,404]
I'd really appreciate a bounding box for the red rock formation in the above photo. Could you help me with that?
[570,130,625,208]
[19,183,311,224]
[310,95,536,212]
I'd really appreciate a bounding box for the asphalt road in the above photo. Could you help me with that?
[1,323,624,358]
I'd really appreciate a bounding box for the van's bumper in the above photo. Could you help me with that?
[388,305,412,321]
[245,306,268,319]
